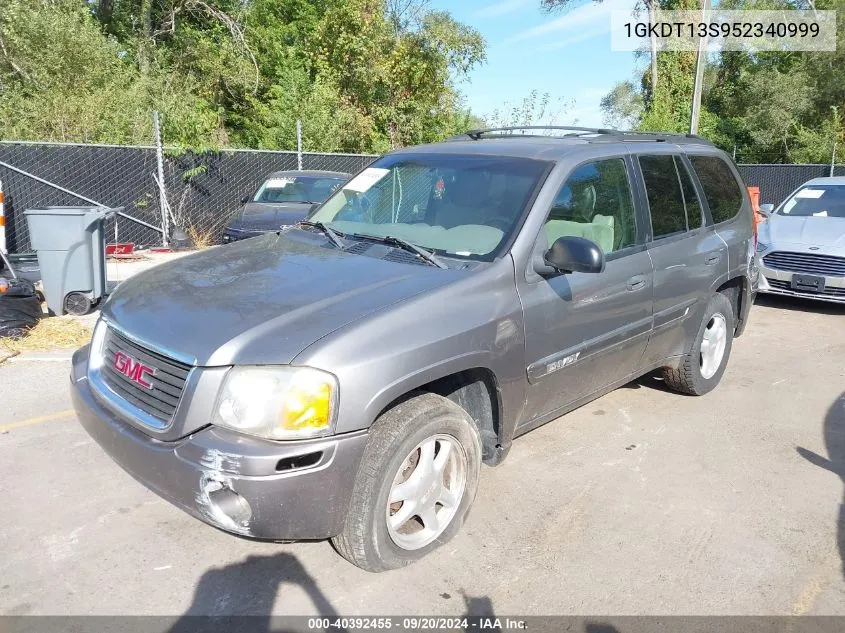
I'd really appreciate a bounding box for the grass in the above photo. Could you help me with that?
[186,224,218,249]
[187,218,228,249]
[0,316,92,355]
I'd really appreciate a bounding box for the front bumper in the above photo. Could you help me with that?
[70,349,368,540]
[757,263,845,305]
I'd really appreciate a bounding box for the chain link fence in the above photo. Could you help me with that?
[1,138,843,255]
[0,141,377,254]
[737,164,845,208]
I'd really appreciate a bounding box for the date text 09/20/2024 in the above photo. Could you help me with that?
[307,617,527,630]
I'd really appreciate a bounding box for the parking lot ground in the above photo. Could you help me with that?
[2,295,844,617]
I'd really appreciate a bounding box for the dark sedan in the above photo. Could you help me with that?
[222,170,349,243]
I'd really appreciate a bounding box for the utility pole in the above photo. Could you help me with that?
[690,0,712,135]
[831,140,837,177]
[296,120,303,171]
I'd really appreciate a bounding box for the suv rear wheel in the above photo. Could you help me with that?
[332,392,481,572]
[663,292,735,396]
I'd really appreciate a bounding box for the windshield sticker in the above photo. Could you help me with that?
[795,188,825,199]
[264,178,295,188]
[343,168,390,193]
[813,210,829,217]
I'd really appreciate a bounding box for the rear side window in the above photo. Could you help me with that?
[638,155,690,238]
[688,155,743,224]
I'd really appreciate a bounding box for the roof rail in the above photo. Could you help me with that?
[593,131,715,146]
[458,126,715,146]
[462,125,617,140]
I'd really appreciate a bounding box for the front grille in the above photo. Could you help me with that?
[101,328,191,423]
[762,251,845,277]
[766,278,845,298]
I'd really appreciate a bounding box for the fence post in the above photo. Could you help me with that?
[153,111,169,246]
[297,120,303,171]
[831,141,837,177]
[0,179,5,254]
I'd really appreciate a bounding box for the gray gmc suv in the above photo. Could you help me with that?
[71,128,757,572]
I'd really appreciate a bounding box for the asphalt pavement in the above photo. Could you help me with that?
[1,295,844,616]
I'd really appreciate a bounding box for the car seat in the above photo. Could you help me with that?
[433,171,493,229]
[544,215,615,254]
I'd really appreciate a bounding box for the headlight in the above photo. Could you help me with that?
[213,366,338,440]
[756,242,769,253]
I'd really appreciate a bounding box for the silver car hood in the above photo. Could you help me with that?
[101,232,457,367]
[763,214,845,248]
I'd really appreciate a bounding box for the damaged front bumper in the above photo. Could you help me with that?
[70,348,368,540]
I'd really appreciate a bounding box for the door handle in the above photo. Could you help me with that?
[705,253,721,266]
[626,276,646,291]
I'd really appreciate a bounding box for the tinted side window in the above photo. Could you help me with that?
[543,158,638,255]
[677,159,703,229]
[688,155,744,224]
[639,155,688,238]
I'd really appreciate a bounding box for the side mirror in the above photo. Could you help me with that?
[240,195,251,204]
[758,203,774,217]
[542,236,605,274]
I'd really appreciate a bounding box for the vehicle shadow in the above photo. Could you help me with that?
[620,369,675,394]
[167,551,340,633]
[461,592,501,632]
[755,293,845,316]
[796,391,845,580]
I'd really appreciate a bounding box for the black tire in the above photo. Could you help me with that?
[63,292,93,316]
[332,392,482,572]
[663,292,735,396]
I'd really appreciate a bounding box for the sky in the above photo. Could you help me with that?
[430,0,643,128]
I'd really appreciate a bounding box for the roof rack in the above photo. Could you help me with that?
[592,131,714,146]
[462,125,617,140]
[458,126,714,146]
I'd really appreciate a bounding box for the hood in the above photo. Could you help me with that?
[236,202,311,230]
[102,232,458,366]
[763,214,845,248]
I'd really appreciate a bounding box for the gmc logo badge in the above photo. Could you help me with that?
[113,351,156,389]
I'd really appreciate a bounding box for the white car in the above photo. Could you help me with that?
[757,176,845,304]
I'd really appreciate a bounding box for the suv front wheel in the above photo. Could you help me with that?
[333,392,482,572]
[663,292,735,396]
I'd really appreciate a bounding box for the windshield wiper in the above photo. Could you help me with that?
[297,220,346,249]
[353,233,447,269]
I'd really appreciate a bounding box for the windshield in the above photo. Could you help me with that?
[252,176,345,204]
[779,184,845,218]
[310,153,549,260]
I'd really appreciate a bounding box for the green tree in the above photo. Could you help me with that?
[485,90,574,128]
[0,0,219,144]
[600,81,644,129]
[0,0,488,152]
